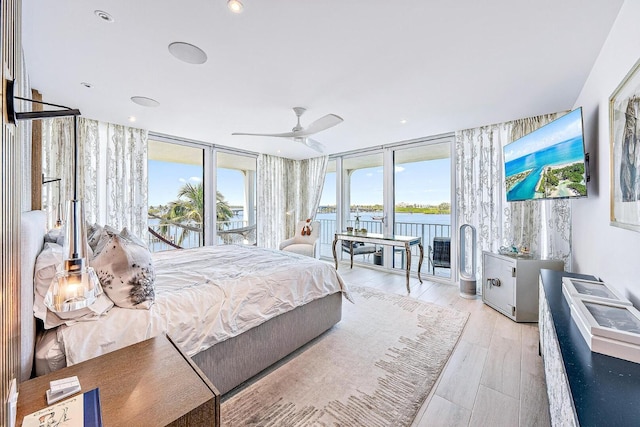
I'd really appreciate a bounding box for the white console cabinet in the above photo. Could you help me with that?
[482,251,563,322]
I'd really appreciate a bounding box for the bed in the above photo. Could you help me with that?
[21,211,348,394]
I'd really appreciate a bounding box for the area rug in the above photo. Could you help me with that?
[221,285,469,426]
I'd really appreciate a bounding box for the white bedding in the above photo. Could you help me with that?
[54,245,349,366]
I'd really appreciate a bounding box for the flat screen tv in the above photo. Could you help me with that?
[503,108,588,202]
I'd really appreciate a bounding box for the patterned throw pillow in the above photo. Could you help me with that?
[91,229,155,309]
[86,223,104,251]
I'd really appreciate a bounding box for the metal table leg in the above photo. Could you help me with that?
[417,243,424,283]
[405,242,411,293]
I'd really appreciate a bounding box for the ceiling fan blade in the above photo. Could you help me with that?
[232,131,298,138]
[232,111,343,140]
[303,137,325,153]
[300,114,343,136]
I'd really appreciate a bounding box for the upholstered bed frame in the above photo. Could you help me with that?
[20,211,342,394]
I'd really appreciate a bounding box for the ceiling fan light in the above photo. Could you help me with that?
[228,0,244,13]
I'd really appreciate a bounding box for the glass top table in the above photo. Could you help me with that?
[332,232,424,293]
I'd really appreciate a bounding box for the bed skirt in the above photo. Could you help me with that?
[192,291,343,395]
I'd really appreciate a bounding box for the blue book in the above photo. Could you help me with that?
[83,388,102,426]
[22,387,103,427]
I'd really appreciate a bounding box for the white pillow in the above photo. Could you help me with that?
[91,232,155,309]
[33,242,113,329]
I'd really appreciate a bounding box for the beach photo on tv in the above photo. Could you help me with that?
[504,108,587,202]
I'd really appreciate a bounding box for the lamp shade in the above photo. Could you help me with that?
[44,200,102,317]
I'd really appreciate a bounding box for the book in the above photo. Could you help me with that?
[22,387,102,427]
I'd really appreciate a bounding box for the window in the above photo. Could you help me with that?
[147,139,205,251]
[318,159,337,258]
[319,136,454,281]
[216,151,257,245]
[393,142,452,278]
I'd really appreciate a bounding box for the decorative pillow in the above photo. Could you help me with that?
[86,223,104,251]
[33,242,113,328]
[91,232,155,309]
[120,227,148,248]
[44,227,63,245]
[92,225,120,255]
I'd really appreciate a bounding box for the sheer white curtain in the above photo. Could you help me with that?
[257,154,328,249]
[455,112,572,287]
[42,117,76,229]
[42,117,148,237]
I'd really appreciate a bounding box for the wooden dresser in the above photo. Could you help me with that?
[16,334,220,426]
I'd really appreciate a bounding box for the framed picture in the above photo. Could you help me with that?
[562,277,631,306]
[573,298,640,344]
[610,57,640,232]
[570,297,640,363]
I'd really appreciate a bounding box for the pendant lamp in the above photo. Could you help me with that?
[6,79,102,316]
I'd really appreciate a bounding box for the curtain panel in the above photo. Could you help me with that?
[257,154,328,249]
[41,117,148,237]
[455,112,572,289]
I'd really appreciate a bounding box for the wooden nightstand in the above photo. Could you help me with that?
[16,334,220,426]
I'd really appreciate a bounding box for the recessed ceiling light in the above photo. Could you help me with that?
[130,96,160,107]
[128,116,137,122]
[168,42,207,65]
[80,82,92,88]
[400,119,407,124]
[228,0,244,13]
[94,10,114,23]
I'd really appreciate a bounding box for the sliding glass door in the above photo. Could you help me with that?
[341,152,384,265]
[319,137,453,281]
[216,151,257,245]
[393,142,452,278]
[318,159,337,258]
[147,138,205,251]
[148,138,258,251]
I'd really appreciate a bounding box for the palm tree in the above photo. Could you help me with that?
[154,183,234,246]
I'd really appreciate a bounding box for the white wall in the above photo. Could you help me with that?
[572,0,640,305]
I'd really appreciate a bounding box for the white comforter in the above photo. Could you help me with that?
[57,245,349,365]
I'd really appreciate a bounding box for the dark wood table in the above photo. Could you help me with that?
[16,334,220,427]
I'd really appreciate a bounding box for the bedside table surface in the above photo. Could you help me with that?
[17,335,220,426]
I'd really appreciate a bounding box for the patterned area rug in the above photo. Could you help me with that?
[221,285,469,426]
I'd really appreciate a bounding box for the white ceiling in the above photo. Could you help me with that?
[22,0,623,160]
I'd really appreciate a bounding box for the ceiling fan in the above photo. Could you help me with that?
[232,107,343,153]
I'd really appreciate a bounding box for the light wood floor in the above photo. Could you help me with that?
[336,262,551,427]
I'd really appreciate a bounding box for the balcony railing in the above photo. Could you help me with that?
[147,220,255,252]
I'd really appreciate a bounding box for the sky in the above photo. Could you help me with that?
[320,157,451,206]
[149,157,451,208]
[148,160,245,207]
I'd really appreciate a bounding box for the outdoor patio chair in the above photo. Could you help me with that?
[428,236,451,274]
